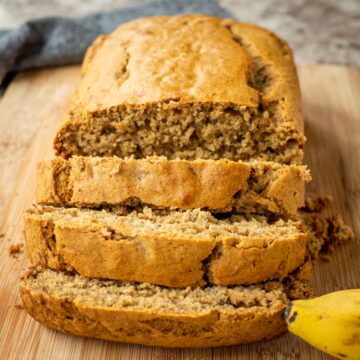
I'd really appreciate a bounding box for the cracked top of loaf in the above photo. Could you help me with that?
[76,15,301,129]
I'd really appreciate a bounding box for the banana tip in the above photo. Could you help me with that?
[284,302,298,324]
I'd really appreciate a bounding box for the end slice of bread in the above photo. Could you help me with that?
[24,206,308,287]
[20,262,312,347]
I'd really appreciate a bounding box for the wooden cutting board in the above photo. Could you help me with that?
[0,64,359,360]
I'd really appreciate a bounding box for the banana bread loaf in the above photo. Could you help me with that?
[24,206,308,287]
[36,156,310,215]
[54,15,305,164]
[20,262,312,348]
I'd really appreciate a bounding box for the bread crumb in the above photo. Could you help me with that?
[0,233,5,239]
[14,304,24,310]
[301,195,333,213]
[8,243,24,258]
[301,196,355,261]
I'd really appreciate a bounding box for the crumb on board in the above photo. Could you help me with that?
[0,233,5,239]
[14,304,24,310]
[301,196,355,261]
[8,243,24,258]
[301,195,333,213]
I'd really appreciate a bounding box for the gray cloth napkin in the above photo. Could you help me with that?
[0,0,231,82]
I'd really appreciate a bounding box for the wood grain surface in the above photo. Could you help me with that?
[0,64,359,360]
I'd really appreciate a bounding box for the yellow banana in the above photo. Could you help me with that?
[285,289,360,359]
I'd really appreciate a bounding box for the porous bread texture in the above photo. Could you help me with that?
[36,156,310,215]
[24,206,308,287]
[54,15,305,164]
[19,262,312,347]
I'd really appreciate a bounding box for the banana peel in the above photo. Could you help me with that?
[285,290,360,359]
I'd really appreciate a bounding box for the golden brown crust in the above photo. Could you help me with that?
[71,16,301,121]
[266,166,308,215]
[24,208,308,287]
[20,287,286,347]
[35,156,310,215]
[70,16,259,109]
[208,233,307,286]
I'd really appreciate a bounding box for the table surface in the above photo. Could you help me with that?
[0,63,359,359]
[0,0,359,66]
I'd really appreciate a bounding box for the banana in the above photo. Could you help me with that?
[285,289,360,359]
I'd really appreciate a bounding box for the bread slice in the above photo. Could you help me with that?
[54,15,305,164]
[36,156,310,215]
[19,262,312,347]
[24,206,308,287]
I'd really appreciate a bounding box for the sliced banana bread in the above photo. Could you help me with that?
[20,262,312,347]
[36,156,310,215]
[24,206,308,287]
[54,15,305,164]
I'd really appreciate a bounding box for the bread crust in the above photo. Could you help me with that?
[36,156,309,215]
[24,208,308,287]
[20,287,286,347]
[61,15,302,126]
